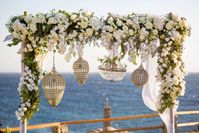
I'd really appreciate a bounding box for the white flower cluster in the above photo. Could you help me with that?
[16,66,42,120]
[155,13,190,112]
[64,11,102,61]
[15,99,31,120]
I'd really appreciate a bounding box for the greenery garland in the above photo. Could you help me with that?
[5,10,191,120]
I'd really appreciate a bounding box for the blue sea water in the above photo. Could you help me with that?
[0,73,198,133]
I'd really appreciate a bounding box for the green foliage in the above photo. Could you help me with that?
[7,38,21,47]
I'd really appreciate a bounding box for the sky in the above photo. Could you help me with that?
[0,0,198,73]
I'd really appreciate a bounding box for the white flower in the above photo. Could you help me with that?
[70,14,77,20]
[48,17,58,24]
[107,17,114,24]
[126,19,133,25]
[106,26,113,32]
[12,20,25,31]
[113,30,123,41]
[165,20,175,30]
[26,101,31,107]
[85,28,93,36]
[24,14,33,23]
[122,25,128,32]
[132,16,140,28]
[79,21,88,28]
[145,21,153,29]
[139,16,146,24]
[170,30,180,40]
[139,28,148,40]
[153,16,166,30]
[152,29,158,35]
[15,111,21,120]
[85,11,92,17]
[159,58,163,63]
[89,17,102,30]
[129,29,134,35]
[116,19,123,26]
[36,13,46,23]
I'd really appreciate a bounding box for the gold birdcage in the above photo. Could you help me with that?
[131,63,148,87]
[42,50,66,108]
[73,57,89,85]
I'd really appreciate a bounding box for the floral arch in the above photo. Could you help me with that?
[5,10,190,124]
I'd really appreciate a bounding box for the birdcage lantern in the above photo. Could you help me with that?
[42,50,66,108]
[99,61,126,81]
[73,57,89,85]
[131,63,148,87]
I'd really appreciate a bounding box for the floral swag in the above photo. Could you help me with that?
[6,10,191,120]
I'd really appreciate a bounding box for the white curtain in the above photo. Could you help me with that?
[142,54,175,133]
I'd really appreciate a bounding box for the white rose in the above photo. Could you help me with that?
[113,30,123,41]
[129,29,134,35]
[132,16,139,27]
[122,25,128,32]
[108,17,114,24]
[70,14,77,20]
[116,19,123,26]
[85,28,93,36]
[85,11,92,17]
[126,19,133,25]
[37,13,46,23]
[165,20,175,30]
[139,17,146,23]
[79,21,88,28]
[15,111,21,120]
[153,16,166,31]
[89,17,102,30]
[107,26,113,32]
[152,29,158,35]
[48,17,58,24]
[145,21,153,29]
[171,30,180,40]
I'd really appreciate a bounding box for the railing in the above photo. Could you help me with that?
[0,110,199,133]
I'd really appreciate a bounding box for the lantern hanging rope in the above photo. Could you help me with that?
[42,50,66,108]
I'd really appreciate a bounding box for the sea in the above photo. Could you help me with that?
[0,73,198,133]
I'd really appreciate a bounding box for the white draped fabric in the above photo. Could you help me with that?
[142,54,175,133]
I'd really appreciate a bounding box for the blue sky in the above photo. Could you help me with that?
[0,0,198,72]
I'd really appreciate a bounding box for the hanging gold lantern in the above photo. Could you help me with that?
[131,63,148,87]
[42,50,66,108]
[73,57,89,85]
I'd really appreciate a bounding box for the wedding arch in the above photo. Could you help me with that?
[5,10,191,133]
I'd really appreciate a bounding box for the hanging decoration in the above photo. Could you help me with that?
[99,48,126,81]
[131,63,149,87]
[99,62,126,81]
[5,10,191,120]
[42,50,66,108]
[73,49,89,85]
